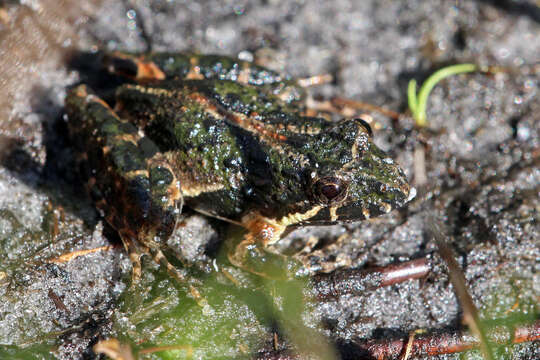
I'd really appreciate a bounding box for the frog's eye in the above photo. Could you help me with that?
[354,118,373,137]
[313,177,348,204]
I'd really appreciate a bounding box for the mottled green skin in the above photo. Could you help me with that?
[111,78,409,225]
[66,53,410,278]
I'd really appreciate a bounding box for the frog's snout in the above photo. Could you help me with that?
[333,143,411,222]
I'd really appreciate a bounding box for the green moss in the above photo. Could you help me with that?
[0,344,56,359]
[113,267,271,359]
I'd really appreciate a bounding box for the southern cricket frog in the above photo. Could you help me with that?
[65,52,411,280]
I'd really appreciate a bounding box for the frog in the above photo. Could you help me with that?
[65,52,411,281]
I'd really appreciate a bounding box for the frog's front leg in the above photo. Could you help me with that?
[227,213,303,280]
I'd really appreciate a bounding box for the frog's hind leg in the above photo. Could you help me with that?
[66,84,182,283]
[89,176,144,282]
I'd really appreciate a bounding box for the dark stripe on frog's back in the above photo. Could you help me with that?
[183,124,308,220]
[114,79,323,174]
[116,79,329,139]
[117,79,328,159]
[189,79,327,133]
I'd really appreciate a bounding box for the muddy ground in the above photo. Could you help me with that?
[0,0,538,359]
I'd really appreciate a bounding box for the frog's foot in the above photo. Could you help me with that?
[103,52,166,82]
[147,246,208,307]
[228,239,303,280]
[149,247,186,283]
[227,213,318,279]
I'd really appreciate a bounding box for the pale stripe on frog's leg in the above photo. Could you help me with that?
[117,228,143,282]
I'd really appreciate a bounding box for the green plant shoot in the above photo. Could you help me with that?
[408,63,478,127]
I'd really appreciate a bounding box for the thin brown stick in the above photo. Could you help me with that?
[378,258,431,287]
[48,289,70,314]
[352,319,540,359]
[311,257,431,300]
[47,245,114,263]
[331,97,401,120]
[252,320,540,360]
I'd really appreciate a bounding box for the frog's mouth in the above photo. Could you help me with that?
[304,185,411,225]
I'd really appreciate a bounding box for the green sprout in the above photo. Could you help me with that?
[407,63,478,127]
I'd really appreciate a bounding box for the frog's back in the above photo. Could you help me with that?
[113,78,332,221]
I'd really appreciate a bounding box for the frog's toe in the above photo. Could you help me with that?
[147,247,210,308]
[228,241,303,280]
[130,255,142,282]
[116,229,143,283]
[103,52,165,81]
[150,247,186,283]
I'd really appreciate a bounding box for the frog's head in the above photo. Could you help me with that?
[297,118,411,225]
